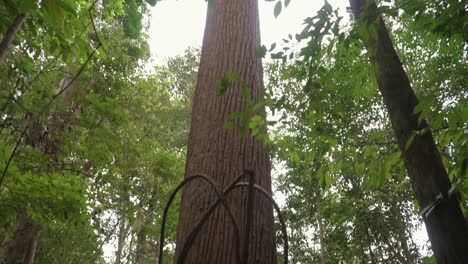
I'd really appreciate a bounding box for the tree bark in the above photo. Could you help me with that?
[315,185,326,264]
[135,189,157,264]
[349,1,468,262]
[390,205,412,263]
[4,213,41,264]
[365,228,377,264]
[0,14,26,65]
[115,217,128,264]
[175,0,276,263]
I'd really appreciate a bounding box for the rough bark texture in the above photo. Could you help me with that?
[4,213,41,264]
[0,14,26,65]
[175,0,276,263]
[349,0,468,262]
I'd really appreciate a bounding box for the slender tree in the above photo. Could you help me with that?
[175,0,276,262]
[349,0,468,262]
[0,14,25,65]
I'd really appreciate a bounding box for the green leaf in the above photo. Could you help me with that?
[241,83,249,99]
[291,152,300,167]
[285,0,291,7]
[207,0,215,9]
[229,112,241,119]
[227,71,240,81]
[325,174,332,187]
[256,45,267,58]
[316,166,325,184]
[43,0,62,18]
[224,122,236,129]
[217,78,231,95]
[57,0,76,14]
[269,43,277,52]
[146,0,158,6]
[251,127,259,136]
[463,106,468,123]
[274,1,282,18]
[405,132,416,150]
[19,0,36,12]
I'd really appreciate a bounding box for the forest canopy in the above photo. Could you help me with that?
[0,0,466,263]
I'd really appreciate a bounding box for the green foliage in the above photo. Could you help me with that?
[263,0,466,261]
[217,78,232,95]
[0,0,194,262]
[274,1,282,18]
[0,0,465,262]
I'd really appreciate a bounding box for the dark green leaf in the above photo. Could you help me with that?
[224,122,237,129]
[241,83,249,99]
[269,43,277,52]
[217,78,231,95]
[274,1,282,18]
[256,45,267,58]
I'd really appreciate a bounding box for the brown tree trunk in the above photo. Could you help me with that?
[115,217,128,264]
[4,213,41,264]
[315,185,326,264]
[365,228,377,264]
[349,1,468,262]
[390,205,412,263]
[135,228,147,264]
[135,189,157,264]
[175,0,276,263]
[0,14,26,65]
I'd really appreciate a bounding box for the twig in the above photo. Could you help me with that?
[0,129,26,188]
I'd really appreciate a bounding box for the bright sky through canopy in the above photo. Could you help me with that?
[148,0,349,59]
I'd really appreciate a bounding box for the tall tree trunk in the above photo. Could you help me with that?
[0,14,26,65]
[135,227,147,264]
[317,210,326,264]
[390,205,412,263]
[365,228,377,264]
[175,0,276,263]
[349,1,468,262]
[315,185,326,264]
[135,189,157,264]
[115,217,128,264]
[4,213,41,264]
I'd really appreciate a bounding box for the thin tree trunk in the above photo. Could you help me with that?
[391,205,412,263]
[115,217,128,264]
[0,14,26,65]
[5,213,41,264]
[315,185,326,264]
[135,189,157,264]
[349,1,468,262]
[365,228,377,264]
[135,227,146,264]
[317,212,326,264]
[175,0,276,263]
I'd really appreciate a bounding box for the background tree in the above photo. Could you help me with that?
[348,0,467,261]
[265,0,467,262]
